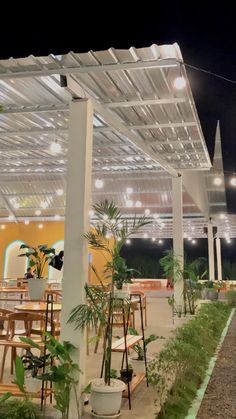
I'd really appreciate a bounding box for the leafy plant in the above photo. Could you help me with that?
[68,200,150,385]
[160,250,203,315]
[20,332,81,419]
[148,302,231,418]
[128,327,163,360]
[225,289,236,306]
[0,356,40,418]
[18,244,55,278]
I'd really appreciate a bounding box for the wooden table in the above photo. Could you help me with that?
[14,302,61,312]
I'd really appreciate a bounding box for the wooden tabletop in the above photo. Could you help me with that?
[14,302,61,312]
[0,288,28,293]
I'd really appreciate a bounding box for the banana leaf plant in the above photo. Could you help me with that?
[18,244,55,278]
[68,200,150,385]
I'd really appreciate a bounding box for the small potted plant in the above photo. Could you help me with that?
[128,327,162,373]
[18,244,55,300]
[120,363,133,384]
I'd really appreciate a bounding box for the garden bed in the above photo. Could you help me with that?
[147,301,232,419]
[197,311,236,418]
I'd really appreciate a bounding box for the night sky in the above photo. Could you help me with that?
[1,4,236,211]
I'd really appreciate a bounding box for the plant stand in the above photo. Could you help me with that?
[103,294,148,410]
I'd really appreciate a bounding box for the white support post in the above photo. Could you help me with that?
[61,99,93,418]
[216,237,222,282]
[208,222,215,282]
[172,175,184,309]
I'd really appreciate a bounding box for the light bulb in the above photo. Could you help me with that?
[214,177,222,186]
[230,177,236,186]
[173,76,186,90]
[126,200,133,208]
[126,239,131,244]
[158,239,163,244]
[56,189,64,196]
[135,201,142,208]
[152,237,156,242]
[126,187,133,194]
[95,179,104,189]
[50,141,62,154]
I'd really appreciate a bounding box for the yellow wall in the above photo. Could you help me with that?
[0,222,107,282]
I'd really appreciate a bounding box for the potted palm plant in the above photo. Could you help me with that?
[18,244,55,300]
[68,200,150,417]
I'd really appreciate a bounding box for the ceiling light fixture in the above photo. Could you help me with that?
[50,139,62,155]
[126,187,133,194]
[56,189,64,196]
[214,177,222,186]
[173,63,186,90]
[35,210,41,216]
[95,178,104,189]
[230,176,236,186]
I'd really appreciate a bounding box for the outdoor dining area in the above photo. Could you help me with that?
[0,43,236,419]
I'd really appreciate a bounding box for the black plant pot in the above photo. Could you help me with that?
[120,368,133,383]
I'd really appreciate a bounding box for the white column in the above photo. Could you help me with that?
[208,222,215,281]
[216,237,222,282]
[172,175,184,308]
[61,99,93,418]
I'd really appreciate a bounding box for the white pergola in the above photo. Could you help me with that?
[0,43,233,417]
[0,44,234,239]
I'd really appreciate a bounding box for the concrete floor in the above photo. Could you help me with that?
[0,293,175,418]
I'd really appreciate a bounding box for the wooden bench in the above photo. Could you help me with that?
[111,334,143,352]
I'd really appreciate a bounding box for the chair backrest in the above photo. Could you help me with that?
[0,308,14,336]
[7,312,46,339]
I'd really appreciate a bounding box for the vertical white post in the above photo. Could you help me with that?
[61,99,93,418]
[216,237,222,282]
[208,222,215,281]
[172,175,184,308]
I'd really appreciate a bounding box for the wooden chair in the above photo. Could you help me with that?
[0,308,14,339]
[0,312,46,381]
[130,291,147,327]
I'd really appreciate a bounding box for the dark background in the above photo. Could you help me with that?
[1,4,236,275]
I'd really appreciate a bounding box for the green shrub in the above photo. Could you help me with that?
[148,301,231,418]
[0,398,40,418]
[225,289,236,306]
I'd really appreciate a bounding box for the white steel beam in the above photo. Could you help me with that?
[2,104,68,114]
[208,222,215,281]
[104,97,186,108]
[129,122,197,130]
[0,58,178,80]
[216,237,222,282]
[61,99,93,418]
[172,175,184,308]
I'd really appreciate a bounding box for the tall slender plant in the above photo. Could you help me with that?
[68,200,150,385]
